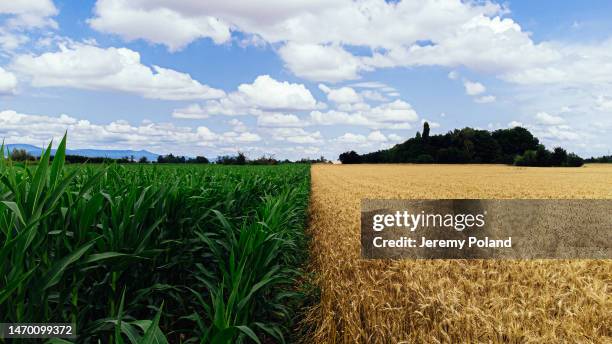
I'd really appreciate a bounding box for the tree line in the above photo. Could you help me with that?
[5,148,329,165]
[339,122,585,167]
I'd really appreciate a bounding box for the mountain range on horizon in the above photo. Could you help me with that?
[3,144,160,161]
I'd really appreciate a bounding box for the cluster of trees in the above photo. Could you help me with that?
[216,153,330,165]
[340,123,584,167]
[7,148,36,162]
[585,155,612,163]
[6,148,329,165]
[514,146,583,167]
[156,154,210,164]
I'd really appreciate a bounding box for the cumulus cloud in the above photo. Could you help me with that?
[463,80,486,95]
[360,90,388,102]
[388,133,403,142]
[596,95,612,112]
[335,132,366,144]
[172,75,322,118]
[11,43,225,100]
[83,0,612,99]
[0,0,58,29]
[257,112,307,127]
[237,75,318,110]
[228,119,248,132]
[502,39,612,86]
[0,67,18,94]
[367,130,387,142]
[278,43,365,82]
[318,84,362,104]
[88,0,230,52]
[269,127,323,144]
[535,112,565,125]
[474,95,496,103]
[0,109,267,155]
[310,99,418,129]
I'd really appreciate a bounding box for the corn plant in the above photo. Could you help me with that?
[0,135,310,343]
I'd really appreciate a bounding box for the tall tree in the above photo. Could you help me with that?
[422,121,430,140]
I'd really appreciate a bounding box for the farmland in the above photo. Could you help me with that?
[2,138,611,343]
[0,138,310,343]
[304,164,612,343]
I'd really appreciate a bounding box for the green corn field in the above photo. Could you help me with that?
[0,136,311,343]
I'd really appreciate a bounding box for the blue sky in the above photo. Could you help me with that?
[1,0,611,159]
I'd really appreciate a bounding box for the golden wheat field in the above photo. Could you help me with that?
[303,164,612,343]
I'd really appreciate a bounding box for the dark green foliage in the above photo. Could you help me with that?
[514,146,584,167]
[157,153,186,163]
[338,151,361,164]
[585,155,612,163]
[513,150,537,166]
[216,152,247,165]
[9,148,35,162]
[422,122,430,140]
[0,136,311,343]
[340,123,583,167]
[415,154,434,163]
[189,156,209,164]
[566,153,584,167]
[491,126,540,163]
[250,155,278,165]
[550,147,568,166]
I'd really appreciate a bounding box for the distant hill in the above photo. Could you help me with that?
[339,123,584,167]
[4,144,159,161]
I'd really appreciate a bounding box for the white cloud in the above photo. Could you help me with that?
[11,43,225,100]
[367,100,419,122]
[388,133,403,142]
[310,110,369,126]
[474,95,496,103]
[172,75,321,118]
[0,29,29,51]
[0,67,18,94]
[228,119,247,132]
[535,112,565,125]
[278,43,365,82]
[0,109,267,155]
[86,0,608,92]
[360,90,388,102]
[257,112,306,127]
[234,132,261,142]
[335,132,366,144]
[237,75,318,110]
[508,120,523,128]
[448,71,459,80]
[89,0,231,52]
[310,99,419,129]
[537,126,580,141]
[269,127,323,144]
[367,130,387,142]
[502,39,612,86]
[0,0,58,29]
[0,109,218,152]
[596,95,612,112]
[464,80,486,95]
[350,81,394,90]
[318,84,362,103]
[172,104,210,119]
